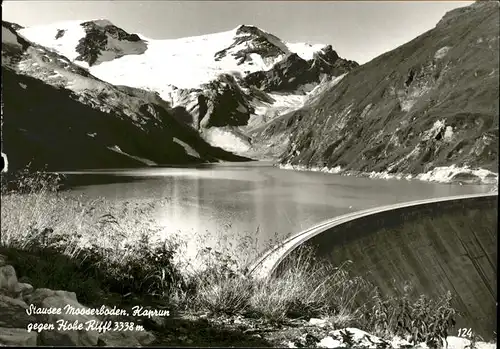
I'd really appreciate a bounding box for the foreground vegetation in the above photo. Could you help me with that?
[1,169,465,347]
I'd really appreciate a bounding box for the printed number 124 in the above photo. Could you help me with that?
[458,328,473,338]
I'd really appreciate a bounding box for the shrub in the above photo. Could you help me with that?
[249,247,369,323]
[1,167,185,305]
[359,285,457,347]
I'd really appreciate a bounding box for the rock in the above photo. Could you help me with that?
[13,282,34,299]
[97,331,142,347]
[128,330,155,346]
[0,265,18,296]
[317,335,343,348]
[322,328,387,348]
[0,295,36,328]
[178,326,188,334]
[25,288,78,305]
[143,315,166,329]
[295,332,321,347]
[24,288,156,346]
[444,336,496,349]
[38,325,99,346]
[0,255,7,267]
[25,288,100,346]
[390,335,413,348]
[0,327,38,346]
[308,318,329,328]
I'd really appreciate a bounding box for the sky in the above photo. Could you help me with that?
[3,1,474,64]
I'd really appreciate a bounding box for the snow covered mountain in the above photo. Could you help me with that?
[16,20,357,155]
[1,21,248,172]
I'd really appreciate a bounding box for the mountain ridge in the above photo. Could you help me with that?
[1,21,250,172]
[14,19,359,156]
[259,1,498,184]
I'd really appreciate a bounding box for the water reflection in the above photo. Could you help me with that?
[62,163,493,265]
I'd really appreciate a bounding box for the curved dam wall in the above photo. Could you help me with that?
[273,194,498,339]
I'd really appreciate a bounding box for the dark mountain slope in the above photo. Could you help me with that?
[243,47,357,93]
[268,1,498,180]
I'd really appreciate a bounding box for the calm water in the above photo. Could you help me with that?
[62,161,493,263]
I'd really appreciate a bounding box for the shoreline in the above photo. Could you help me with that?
[277,163,499,186]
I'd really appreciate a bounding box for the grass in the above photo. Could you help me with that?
[0,168,461,347]
[358,287,457,347]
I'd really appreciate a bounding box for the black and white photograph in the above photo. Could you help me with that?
[0,0,498,347]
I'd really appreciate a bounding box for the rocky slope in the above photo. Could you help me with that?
[261,1,499,183]
[16,21,357,156]
[243,46,357,93]
[0,254,157,346]
[2,21,248,172]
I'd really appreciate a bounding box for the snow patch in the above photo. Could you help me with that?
[107,145,157,165]
[246,93,308,129]
[173,138,201,159]
[434,46,451,60]
[417,164,498,184]
[443,125,454,141]
[202,127,251,154]
[20,20,87,62]
[369,171,414,181]
[422,119,446,141]
[109,145,123,152]
[286,42,328,60]
[279,163,343,174]
[279,162,498,185]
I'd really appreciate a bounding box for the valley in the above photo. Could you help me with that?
[2,2,498,185]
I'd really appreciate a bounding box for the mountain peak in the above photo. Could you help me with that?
[234,24,260,32]
[82,18,115,27]
[235,24,263,35]
[18,19,147,67]
[74,20,146,66]
[2,20,24,31]
[213,24,291,67]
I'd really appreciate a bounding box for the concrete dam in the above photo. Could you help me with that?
[249,193,498,340]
